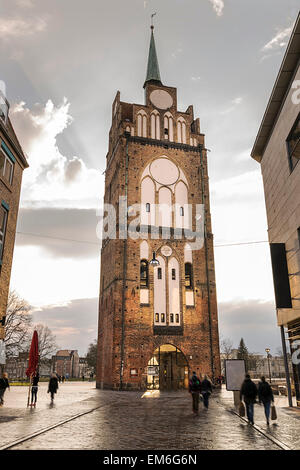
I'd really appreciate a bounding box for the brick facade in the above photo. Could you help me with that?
[97,35,221,391]
[0,95,28,344]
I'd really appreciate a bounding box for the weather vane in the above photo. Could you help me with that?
[151,12,157,30]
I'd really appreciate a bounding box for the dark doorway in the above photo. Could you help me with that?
[147,344,189,390]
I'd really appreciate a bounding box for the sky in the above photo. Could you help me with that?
[1,0,299,356]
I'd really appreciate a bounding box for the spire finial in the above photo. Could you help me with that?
[144,13,162,88]
[151,12,156,30]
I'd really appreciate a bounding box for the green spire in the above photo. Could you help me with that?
[144,27,162,88]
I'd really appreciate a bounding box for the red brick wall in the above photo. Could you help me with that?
[97,85,221,390]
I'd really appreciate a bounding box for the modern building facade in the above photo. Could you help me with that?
[96,27,221,390]
[0,89,28,356]
[251,14,300,406]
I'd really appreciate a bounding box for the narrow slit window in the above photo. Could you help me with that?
[172,268,176,280]
[140,260,149,288]
[146,203,150,213]
[180,206,184,216]
[185,262,193,289]
[157,267,162,279]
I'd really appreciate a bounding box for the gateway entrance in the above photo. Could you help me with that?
[147,344,189,390]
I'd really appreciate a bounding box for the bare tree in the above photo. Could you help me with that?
[220,337,234,359]
[4,291,32,357]
[29,324,58,361]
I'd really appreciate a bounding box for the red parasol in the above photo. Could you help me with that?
[26,330,39,377]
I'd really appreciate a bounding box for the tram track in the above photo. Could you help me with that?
[0,404,105,451]
[219,401,291,451]
[1,397,293,451]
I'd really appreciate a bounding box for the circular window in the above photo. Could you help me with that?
[150,158,179,186]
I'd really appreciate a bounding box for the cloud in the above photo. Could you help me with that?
[10,99,103,208]
[171,47,183,59]
[218,299,281,354]
[16,207,100,259]
[32,298,98,356]
[16,0,35,7]
[261,24,293,52]
[219,96,243,115]
[209,0,224,17]
[0,16,47,39]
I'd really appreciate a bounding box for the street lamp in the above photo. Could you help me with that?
[149,251,160,267]
[265,348,272,383]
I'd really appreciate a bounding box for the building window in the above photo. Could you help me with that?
[140,260,149,288]
[137,110,147,137]
[0,91,9,124]
[180,206,184,216]
[151,111,160,140]
[185,262,193,289]
[177,117,186,144]
[164,113,173,141]
[169,313,180,325]
[146,203,150,213]
[287,113,300,172]
[0,205,8,265]
[155,312,166,325]
[172,268,176,280]
[157,267,162,280]
[0,148,14,185]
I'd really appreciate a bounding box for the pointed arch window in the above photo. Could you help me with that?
[164,112,174,141]
[140,260,149,288]
[177,117,186,144]
[185,262,193,289]
[137,110,147,137]
[151,111,160,140]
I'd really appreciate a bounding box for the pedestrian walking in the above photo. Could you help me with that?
[48,373,59,403]
[0,372,10,406]
[201,375,213,409]
[62,375,65,383]
[258,376,274,425]
[82,374,85,381]
[240,374,258,425]
[30,372,39,407]
[188,371,201,415]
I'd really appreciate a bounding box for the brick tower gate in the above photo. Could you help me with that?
[96,26,221,390]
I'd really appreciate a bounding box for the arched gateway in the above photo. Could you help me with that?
[147,344,189,390]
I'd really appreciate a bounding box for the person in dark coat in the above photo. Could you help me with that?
[188,371,202,415]
[48,373,59,402]
[258,376,274,425]
[201,375,213,409]
[30,372,39,407]
[0,372,10,406]
[240,374,258,425]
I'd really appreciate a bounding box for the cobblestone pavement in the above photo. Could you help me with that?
[218,388,300,450]
[0,382,299,450]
